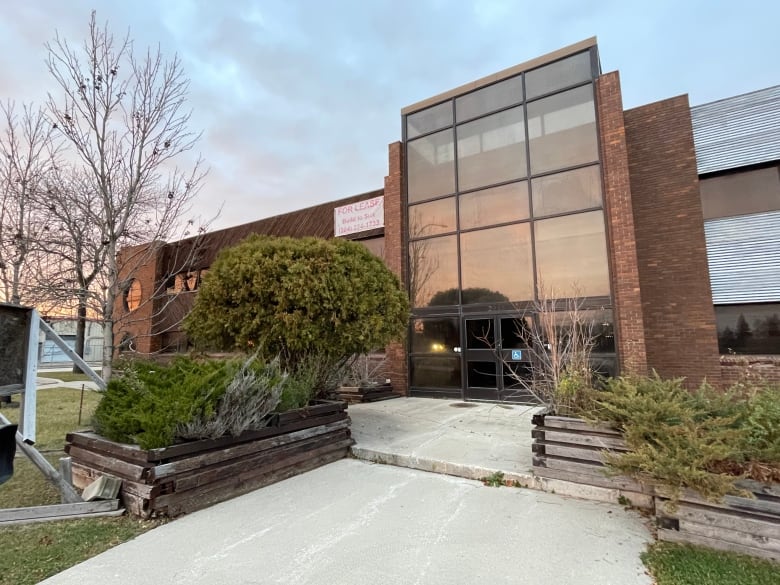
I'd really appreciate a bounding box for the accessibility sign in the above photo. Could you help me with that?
[511,349,523,361]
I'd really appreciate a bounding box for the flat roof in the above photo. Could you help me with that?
[401,37,597,115]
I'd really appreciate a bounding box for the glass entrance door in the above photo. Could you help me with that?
[463,315,536,402]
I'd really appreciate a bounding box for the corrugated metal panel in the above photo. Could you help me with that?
[692,85,780,175]
[705,210,780,303]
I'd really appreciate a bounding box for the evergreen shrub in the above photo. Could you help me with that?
[182,235,409,384]
[93,356,298,449]
[586,374,780,502]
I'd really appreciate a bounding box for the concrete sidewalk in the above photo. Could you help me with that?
[349,397,539,484]
[41,459,652,585]
[36,377,100,391]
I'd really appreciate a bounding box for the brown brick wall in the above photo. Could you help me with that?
[595,72,648,376]
[721,356,780,386]
[114,242,166,356]
[383,141,409,396]
[624,96,721,386]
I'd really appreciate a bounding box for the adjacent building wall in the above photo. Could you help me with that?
[114,241,166,355]
[624,96,722,385]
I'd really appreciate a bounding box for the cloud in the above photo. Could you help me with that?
[1,0,779,232]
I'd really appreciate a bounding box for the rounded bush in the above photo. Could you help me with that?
[183,235,409,362]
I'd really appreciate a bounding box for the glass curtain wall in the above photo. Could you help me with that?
[405,48,614,395]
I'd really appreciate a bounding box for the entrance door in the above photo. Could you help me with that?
[463,315,536,402]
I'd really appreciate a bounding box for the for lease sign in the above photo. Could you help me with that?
[334,196,384,237]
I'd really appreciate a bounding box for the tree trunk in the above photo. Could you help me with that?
[72,296,87,374]
[101,243,117,381]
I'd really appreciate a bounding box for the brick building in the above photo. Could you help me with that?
[116,38,780,399]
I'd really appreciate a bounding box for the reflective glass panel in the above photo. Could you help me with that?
[457,106,527,192]
[407,129,455,203]
[534,211,610,297]
[459,181,529,230]
[406,101,453,139]
[525,51,593,100]
[411,318,460,354]
[411,356,462,388]
[409,197,457,238]
[409,235,458,307]
[527,85,598,175]
[715,303,780,355]
[466,318,495,348]
[467,361,497,388]
[501,317,532,349]
[455,75,524,122]
[700,166,780,220]
[545,309,615,354]
[357,237,385,258]
[532,165,602,217]
[460,223,533,303]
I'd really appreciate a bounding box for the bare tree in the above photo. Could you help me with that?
[31,168,109,372]
[45,11,207,379]
[0,101,59,305]
[477,284,600,412]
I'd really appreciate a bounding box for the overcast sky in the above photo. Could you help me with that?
[2,1,778,231]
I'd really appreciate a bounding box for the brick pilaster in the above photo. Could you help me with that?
[383,141,409,395]
[595,72,649,376]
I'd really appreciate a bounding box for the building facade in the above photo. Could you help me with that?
[117,38,780,399]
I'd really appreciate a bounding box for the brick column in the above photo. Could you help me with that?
[383,141,409,395]
[595,72,648,376]
[624,96,721,386]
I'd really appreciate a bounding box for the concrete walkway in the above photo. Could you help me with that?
[349,397,539,484]
[39,396,654,584]
[41,459,652,585]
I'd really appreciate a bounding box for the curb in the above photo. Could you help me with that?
[350,445,653,508]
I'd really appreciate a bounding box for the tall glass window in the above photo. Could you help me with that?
[409,198,457,238]
[527,85,598,175]
[455,75,524,122]
[460,224,533,303]
[525,51,593,100]
[457,106,527,191]
[532,165,602,217]
[403,46,613,394]
[406,101,452,139]
[534,211,610,297]
[459,181,529,230]
[407,129,455,203]
[409,235,458,307]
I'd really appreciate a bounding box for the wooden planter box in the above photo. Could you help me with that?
[656,481,780,562]
[531,412,653,508]
[337,383,399,404]
[65,401,352,518]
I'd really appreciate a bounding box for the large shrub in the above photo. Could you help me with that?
[587,375,780,502]
[93,356,289,449]
[183,235,409,366]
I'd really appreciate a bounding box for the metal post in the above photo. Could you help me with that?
[19,310,40,444]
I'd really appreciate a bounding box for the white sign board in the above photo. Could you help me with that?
[334,196,384,237]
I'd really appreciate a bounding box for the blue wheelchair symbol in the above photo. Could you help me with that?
[511,349,522,361]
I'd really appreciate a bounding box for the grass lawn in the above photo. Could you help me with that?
[1,387,102,508]
[2,386,103,452]
[0,517,157,585]
[1,386,160,583]
[643,542,780,585]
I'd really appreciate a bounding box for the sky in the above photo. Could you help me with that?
[1,0,778,232]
